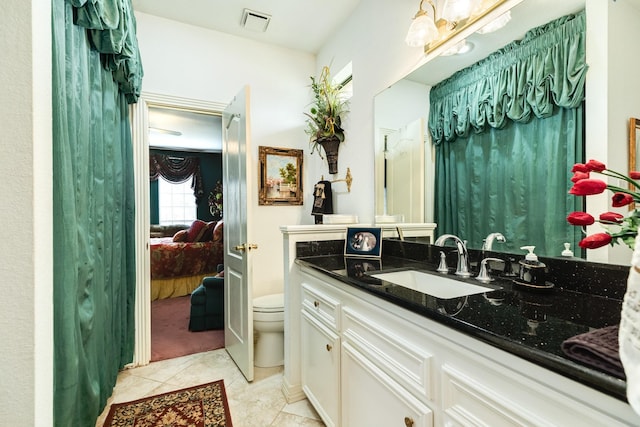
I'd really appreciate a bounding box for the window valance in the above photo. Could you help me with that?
[429,10,587,145]
[150,154,204,201]
[69,0,143,103]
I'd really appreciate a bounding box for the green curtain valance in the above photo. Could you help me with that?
[68,0,143,103]
[429,10,587,145]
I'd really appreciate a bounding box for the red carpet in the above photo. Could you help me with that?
[151,295,225,362]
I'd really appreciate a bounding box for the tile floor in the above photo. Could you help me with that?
[95,348,325,426]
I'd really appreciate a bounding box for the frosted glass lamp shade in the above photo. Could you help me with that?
[476,11,512,34]
[441,0,482,23]
[405,13,439,47]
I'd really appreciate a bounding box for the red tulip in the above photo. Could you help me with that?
[585,159,606,172]
[569,179,607,196]
[579,233,612,249]
[567,211,595,226]
[630,171,640,180]
[570,171,590,183]
[571,163,589,173]
[612,192,634,207]
[599,212,624,223]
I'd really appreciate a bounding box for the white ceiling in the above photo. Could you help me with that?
[148,107,222,152]
[131,0,362,54]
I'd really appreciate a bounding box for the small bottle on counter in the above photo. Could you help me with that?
[561,242,574,257]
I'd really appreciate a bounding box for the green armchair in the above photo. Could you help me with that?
[189,266,224,331]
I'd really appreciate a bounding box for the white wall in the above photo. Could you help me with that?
[585,0,640,264]
[313,0,428,222]
[135,13,316,295]
[0,1,53,425]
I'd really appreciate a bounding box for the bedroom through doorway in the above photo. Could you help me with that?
[147,105,225,362]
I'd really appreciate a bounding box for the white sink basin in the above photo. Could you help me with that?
[370,270,496,299]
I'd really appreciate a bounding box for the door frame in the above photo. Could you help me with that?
[130,92,227,366]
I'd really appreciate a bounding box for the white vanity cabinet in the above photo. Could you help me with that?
[296,265,640,427]
[300,283,341,426]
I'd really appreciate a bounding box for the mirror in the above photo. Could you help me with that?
[374,0,586,255]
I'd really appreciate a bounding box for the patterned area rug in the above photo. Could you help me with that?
[103,380,233,427]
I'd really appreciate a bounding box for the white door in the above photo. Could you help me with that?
[223,86,256,381]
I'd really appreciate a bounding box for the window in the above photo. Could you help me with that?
[334,61,353,100]
[158,178,197,225]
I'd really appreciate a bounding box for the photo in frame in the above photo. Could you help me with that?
[344,227,382,258]
[258,146,303,205]
[345,257,382,282]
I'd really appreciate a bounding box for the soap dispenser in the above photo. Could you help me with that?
[518,246,547,287]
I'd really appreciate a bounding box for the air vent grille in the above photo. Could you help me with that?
[241,9,271,33]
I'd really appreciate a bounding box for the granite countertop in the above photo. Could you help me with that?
[295,239,629,402]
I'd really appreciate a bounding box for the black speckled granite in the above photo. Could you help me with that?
[295,238,630,402]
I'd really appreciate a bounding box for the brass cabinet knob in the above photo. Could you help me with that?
[314,300,320,308]
[326,344,332,352]
[404,417,414,427]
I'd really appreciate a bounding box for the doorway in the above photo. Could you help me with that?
[130,93,227,366]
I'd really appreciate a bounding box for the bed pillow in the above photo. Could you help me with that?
[198,221,217,242]
[186,220,208,242]
[173,229,188,242]
[212,220,224,243]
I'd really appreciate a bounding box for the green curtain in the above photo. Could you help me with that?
[52,0,142,425]
[434,106,584,255]
[430,11,586,257]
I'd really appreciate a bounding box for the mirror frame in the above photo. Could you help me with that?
[629,117,640,210]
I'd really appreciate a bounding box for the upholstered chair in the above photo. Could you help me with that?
[189,265,224,331]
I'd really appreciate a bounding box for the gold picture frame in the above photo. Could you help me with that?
[258,146,303,205]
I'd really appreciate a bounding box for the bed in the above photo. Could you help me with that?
[150,220,224,300]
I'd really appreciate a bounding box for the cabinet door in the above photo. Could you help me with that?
[341,342,433,427]
[301,309,340,427]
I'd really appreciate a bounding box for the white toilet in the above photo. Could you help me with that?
[253,293,285,368]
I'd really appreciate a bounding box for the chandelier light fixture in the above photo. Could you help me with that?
[405,0,512,52]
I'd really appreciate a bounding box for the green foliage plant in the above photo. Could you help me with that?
[304,65,350,157]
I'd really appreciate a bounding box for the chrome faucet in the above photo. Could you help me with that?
[434,234,472,277]
[482,232,506,251]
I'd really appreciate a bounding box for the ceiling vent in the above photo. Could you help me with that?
[241,9,271,33]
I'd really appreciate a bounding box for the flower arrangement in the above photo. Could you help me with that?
[304,65,349,152]
[208,180,223,220]
[567,159,640,249]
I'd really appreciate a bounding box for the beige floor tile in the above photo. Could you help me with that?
[281,398,322,421]
[96,349,319,427]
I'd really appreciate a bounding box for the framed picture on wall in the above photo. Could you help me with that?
[344,227,382,258]
[258,146,303,205]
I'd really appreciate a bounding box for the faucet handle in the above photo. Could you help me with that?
[437,251,449,273]
[476,257,505,283]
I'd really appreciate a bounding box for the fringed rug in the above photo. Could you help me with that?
[103,380,233,427]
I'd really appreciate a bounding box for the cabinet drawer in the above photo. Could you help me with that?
[341,341,433,427]
[302,282,341,331]
[342,305,434,403]
[441,363,632,427]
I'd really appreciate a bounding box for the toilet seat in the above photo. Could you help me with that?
[253,293,284,313]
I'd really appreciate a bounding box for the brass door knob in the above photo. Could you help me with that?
[234,243,259,252]
[404,417,414,427]
[314,300,320,308]
[326,344,332,352]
